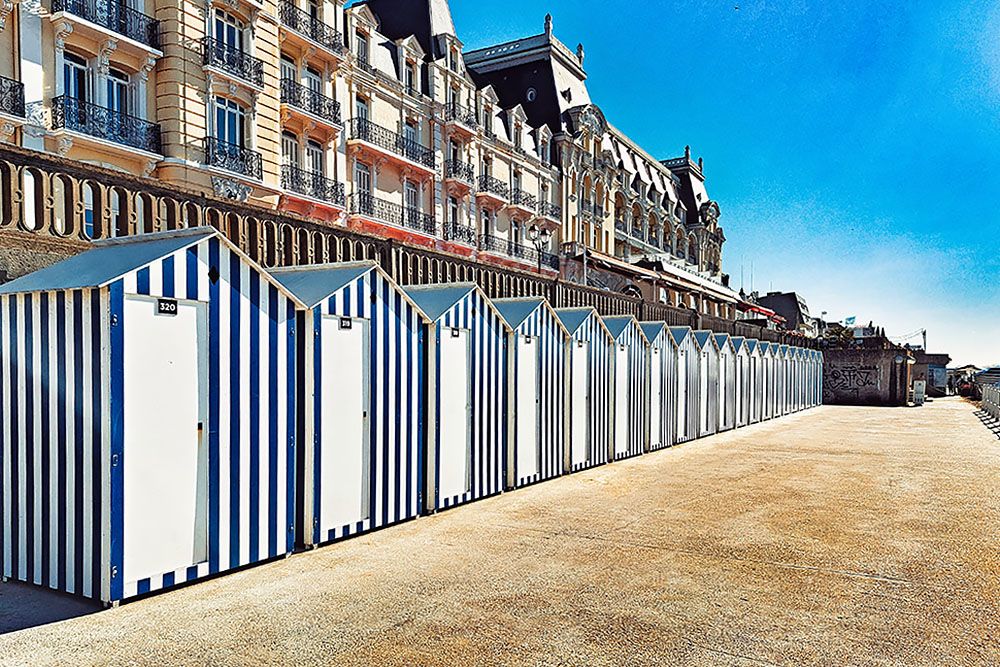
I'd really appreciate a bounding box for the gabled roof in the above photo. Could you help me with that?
[403,282,510,330]
[493,297,569,337]
[693,330,720,350]
[731,336,746,352]
[669,326,693,346]
[0,228,304,307]
[270,261,430,322]
[639,321,676,348]
[714,333,735,351]
[745,339,759,354]
[554,306,613,339]
[602,315,640,340]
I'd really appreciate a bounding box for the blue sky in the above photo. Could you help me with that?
[452,0,1000,365]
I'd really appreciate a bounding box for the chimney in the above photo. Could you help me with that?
[684,145,691,161]
[698,157,703,170]
[576,43,585,65]
[544,13,552,36]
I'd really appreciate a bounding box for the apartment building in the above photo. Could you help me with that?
[0,0,737,315]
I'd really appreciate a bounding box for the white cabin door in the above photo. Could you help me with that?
[649,348,662,448]
[438,328,471,500]
[718,357,727,427]
[699,352,710,434]
[319,316,370,532]
[569,341,590,466]
[614,345,630,456]
[123,295,207,585]
[515,335,540,480]
[676,351,687,439]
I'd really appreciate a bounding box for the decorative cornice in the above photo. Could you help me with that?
[97,39,118,76]
[211,176,251,202]
[54,22,73,52]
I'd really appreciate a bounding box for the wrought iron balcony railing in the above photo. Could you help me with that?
[52,0,160,50]
[444,221,476,245]
[477,174,508,199]
[278,1,344,55]
[479,233,560,270]
[444,159,475,183]
[202,37,264,88]
[444,102,477,128]
[349,192,435,234]
[0,76,24,118]
[51,96,161,154]
[280,78,341,125]
[510,188,537,211]
[538,201,561,221]
[205,136,262,180]
[281,164,344,205]
[348,118,434,169]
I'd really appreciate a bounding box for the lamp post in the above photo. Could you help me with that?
[526,223,552,275]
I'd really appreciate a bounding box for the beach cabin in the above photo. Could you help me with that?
[692,331,721,437]
[760,342,775,421]
[732,337,751,428]
[404,283,509,511]
[493,298,569,489]
[640,321,678,451]
[270,262,430,548]
[777,345,790,417]
[0,228,304,604]
[555,307,614,472]
[715,334,737,432]
[745,339,762,424]
[669,327,701,444]
[603,316,650,459]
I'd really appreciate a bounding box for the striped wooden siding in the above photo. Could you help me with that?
[435,291,506,509]
[1,236,298,603]
[717,339,737,432]
[698,338,720,437]
[672,330,701,445]
[645,328,676,452]
[308,269,423,544]
[1,289,110,601]
[508,305,566,488]
[610,320,648,460]
[566,311,613,472]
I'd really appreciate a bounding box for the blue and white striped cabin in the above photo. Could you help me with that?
[759,342,776,421]
[602,316,649,460]
[692,331,721,437]
[776,345,790,417]
[555,307,614,473]
[270,262,431,548]
[731,337,751,428]
[792,347,805,412]
[669,327,701,444]
[493,298,569,489]
[640,322,678,451]
[0,228,304,604]
[714,334,737,432]
[745,339,763,425]
[813,350,825,407]
[404,284,509,512]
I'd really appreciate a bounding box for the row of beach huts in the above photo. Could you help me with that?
[0,229,822,605]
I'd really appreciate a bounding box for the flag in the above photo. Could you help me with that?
[843,316,856,326]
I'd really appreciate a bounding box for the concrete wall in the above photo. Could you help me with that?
[823,348,913,407]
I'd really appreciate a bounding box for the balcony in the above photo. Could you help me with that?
[0,76,24,119]
[443,102,477,135]
[444,221,476,245]
[51,0,160,51]
[202,37,264,88]
[51,96,161,154]
[480,233,559,271]
[508,188,537,217]
[280,78,341,128]
[281,164,344,206]
[347,118,435,172]
[443,159,475,191]
[278,1,344,57]
[476,174,508,206]
[538,201,561,221]
[349,192,435,234]
[580,198,594,217]
[205,136,262,180]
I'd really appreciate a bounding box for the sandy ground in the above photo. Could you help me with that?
[1,398,998,666]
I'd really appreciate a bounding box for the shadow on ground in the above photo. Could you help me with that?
[0,580,100,635]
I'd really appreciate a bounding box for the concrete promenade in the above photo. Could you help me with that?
[1,398,997,666]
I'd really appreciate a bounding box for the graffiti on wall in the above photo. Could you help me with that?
[823,364,881,402]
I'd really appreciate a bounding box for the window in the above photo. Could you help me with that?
[449,47,459,72]
[483,106,493,135]
[306,140,323,175]
[513,123,522,149]
[107,68,130,115]
[214,9,244,51]
[540,139,549,165]
[354,160,371,193]
[215,96,246,147]
[308,0,319,20]
[481,156,491,176]
[64,52,88,102]
[403,120,418,144]
[280,55,296,83]
[281,132,298,167]
[404,180,419,211]
[356,31,369,65]
[404,62,416,95]
[305,67,321,94]
[448,196,459,225]
[449,139,461,163]
[355,96,369,120]
[512,171,521,192]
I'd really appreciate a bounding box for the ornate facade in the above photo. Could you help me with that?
[0,0,739,317]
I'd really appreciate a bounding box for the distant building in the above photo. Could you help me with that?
[911,351,952,397]
[755,291,817,337]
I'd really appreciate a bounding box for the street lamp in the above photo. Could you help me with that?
[526,223,552,274]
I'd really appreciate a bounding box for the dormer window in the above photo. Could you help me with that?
[449,47,459,72]
[514,123,522,149]
[483,106,493,136]
[404,61,417,96]
[540,139,549,164]
[356,31,369,66]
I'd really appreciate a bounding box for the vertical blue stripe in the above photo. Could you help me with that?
[207,239,220,573]
[248,274,260,563]
[162,256,175,299]
[228,250,241,569]
[135,267,150,296]
[39,292,50,588]
[89,288,102,601]
[55,292,67,592]
[268,285,279,557]
[108,282,124,602]
[24,293,33,584]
